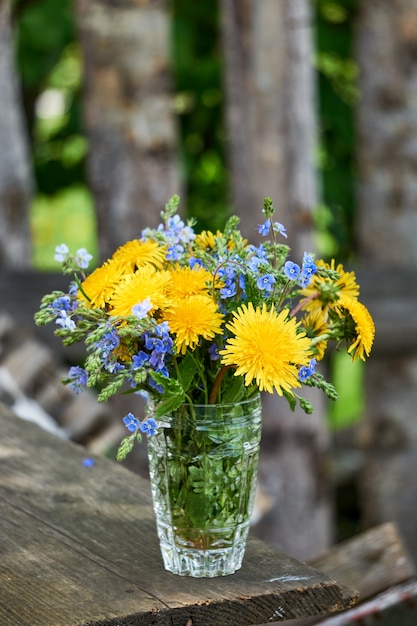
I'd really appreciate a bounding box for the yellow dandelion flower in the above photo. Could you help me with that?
[111,239,166,271]
[301,309,329,361]
[113,341,134,363]
[110,266,170,318]
[194,230,221,251]
[194,229,239,252]
[163,295,224,354]
[301,259,360,312]
[220,303,312,395]
[167,265,213,299]
[79,259,127,309]
[338,295,375,361]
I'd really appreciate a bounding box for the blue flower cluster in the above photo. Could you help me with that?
[51,245,94,332]
[68,365,89,394]
[299,358,317,383]
[257,220,317,288]
[284,253,317,288]
[96,329,125,373]
[132,321,173,393]
[217,259,243,300]
[258,219,288,239]
[143,214,195,262]
[54,244,93,269]
[52,295,77,331]
[123,412,158,436]
[208,242,280,305]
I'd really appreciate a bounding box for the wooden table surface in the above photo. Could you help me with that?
[0,402,358,626]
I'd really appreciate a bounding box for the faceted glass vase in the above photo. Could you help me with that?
[147,394,262,577]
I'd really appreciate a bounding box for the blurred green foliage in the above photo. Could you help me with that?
[314,1,363,432]
[13,0,89,267]
[30,185,98,270]
[14,0,84,194]
[329,351,364,429]
[171,0,229,231]
[315,0,359,260]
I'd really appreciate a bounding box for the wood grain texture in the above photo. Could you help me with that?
[0,2,33,269]
[269,581,417,626]
[309,522,416,602]
[220,0,317,258]
[270,523,416,626]
[354,0,417,568]
[355,0,417,265]
[0,402,357,625]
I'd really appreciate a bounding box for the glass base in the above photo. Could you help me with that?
[154,509,252,576]
[158,538,247,577]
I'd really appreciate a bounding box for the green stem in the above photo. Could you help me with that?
[74,272,92,303]
[190,349,209,402]
[274,279,291,310]
[269,217,278,269]
[310,332,331,346]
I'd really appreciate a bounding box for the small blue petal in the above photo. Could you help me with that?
[123,413,140,432]
[284,261,301,281]
[258,220,271,236]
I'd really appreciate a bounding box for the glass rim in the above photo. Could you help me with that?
[178,394,261,410]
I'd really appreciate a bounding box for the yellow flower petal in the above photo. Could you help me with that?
[163,295,224,354]
[78,258,127,309]
[194,230,222,251]
[301,309,329,361]
[338,295,375,361]
[110,266,170,318]
[220,303,312,395]
[301,259,360,311]
[167,265,213,299]
[111,239,166,270]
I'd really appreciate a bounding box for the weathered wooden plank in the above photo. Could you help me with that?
[261,523,416,626]
[309,522,416,602]
[0,2,33,270]
[0,270,69,319]
[355,265,417,354]
[0,271,80,361]
[0,309,114,450]
[277,581,417,626]
[0,402,358,626]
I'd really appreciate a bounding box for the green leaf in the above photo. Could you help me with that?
[97,376,125,402]
[178,351,198,393]
[220,375,246,404]
[223,215,240,238]
[161,195,180,220]
[116,432,142,461]
[185,491,213,527]
[298,397,314,414]
[304,372,340,402]
[282,389,297,412]
[150,374,186,417]
[150,371,183,395]
[154,392,185,418]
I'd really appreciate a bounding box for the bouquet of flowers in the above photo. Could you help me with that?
[35,196,375,460]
